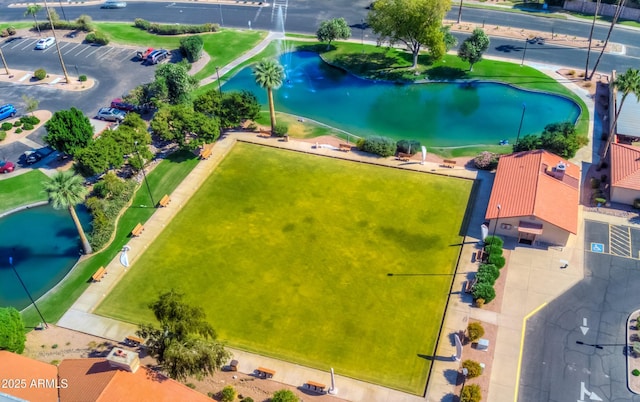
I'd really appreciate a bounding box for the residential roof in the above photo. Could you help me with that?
[616,92,640,137]
[0,351,58,402]
[58,358,212,402]
[610,143,640,191]
[485,150,580,234]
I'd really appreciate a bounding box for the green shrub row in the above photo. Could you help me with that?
[355,137,422,158]
[472,236,506,305]
[134,18,219,35]
[85,30,109,45]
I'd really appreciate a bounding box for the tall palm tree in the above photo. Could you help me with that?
[603,68,640,158]
[24,4,43,36]
[589,0,627,80]
[584,0,601,79]
[43,171,92,254]
[252,59,284,134]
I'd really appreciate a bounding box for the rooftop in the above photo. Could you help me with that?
[611,143,640,191]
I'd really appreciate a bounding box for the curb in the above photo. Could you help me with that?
[627,310,640,394]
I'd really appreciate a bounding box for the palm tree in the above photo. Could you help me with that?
[603,68,640,158]
[43,171,92,254]
[584,0,601,79]
[252,59,284,134]
[589,0,627,80]
[24,4,43,36]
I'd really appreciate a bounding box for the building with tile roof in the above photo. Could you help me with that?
[0,351,59,402]
[610,143,640,206]
[485,150,580,247]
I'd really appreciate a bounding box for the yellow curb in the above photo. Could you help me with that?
[514,302,547,402]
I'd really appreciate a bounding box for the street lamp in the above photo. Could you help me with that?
[491,204,501,250]
[9,254,48,329]
[521,38,528,67]
[134,141,155,207]
[460,367,469,398]
[215,66,222,96]
[515,103,526,149]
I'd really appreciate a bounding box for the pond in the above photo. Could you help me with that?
[222,51,581,147]
[0,204,91,310]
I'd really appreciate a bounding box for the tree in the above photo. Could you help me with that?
[367,0,450,68]
[180,35,204,62]
[44,107,93,156]
[514,122,587,159]
[154,63,199,104]
[0,307,26,354]
[151,104,220,149]
[441,25,458,51]
[316,18,352,49]
[271,389,299,402]
[194,89,260,129]
[21,94,39,115]
[136,289,230,381]
[25,4,42,36]
[253,59,284,133]
[220,386,236,402]
[458,28,490,71]
[589,0,627,80]
[43,171,92,254]
[74,134,124,177]
[603,68,640,158]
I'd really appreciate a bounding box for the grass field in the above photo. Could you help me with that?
[96,142,473,393]
[0,170,49,214]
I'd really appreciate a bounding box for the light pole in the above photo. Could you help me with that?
[521,39,528,67]
[515,103,526,149]
[134,141,155,207]
[491,204,501,250]
[9,254,48,329]
[460,367,468,398]
[0,48,9,75]
[215,66,222,96]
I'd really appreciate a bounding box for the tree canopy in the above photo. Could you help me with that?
[0,307,26,354]
[44,107,93,156]
[458,28,490,71]
[271,389,299,402]
[316,18,352,49]
[367,0,451,68]
[136,289,230,381]
[193,89,261,129]
[253,59,285,132]
[150,104,220,149]
[514,122,588,159]
[154,62,199,104]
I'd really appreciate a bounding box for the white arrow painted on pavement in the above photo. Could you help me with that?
[580,317,589,336]
[579,381,603,402]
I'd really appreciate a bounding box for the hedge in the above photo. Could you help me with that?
[85,30,109,45]
[396,139,421,155]
[358,136,396,157]
[85,179,136,250]
[487,253,506,269]
[134,18,219,35]
[483,235,503,248]
[472,282,496,303]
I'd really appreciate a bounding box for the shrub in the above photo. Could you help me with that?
[0,131,5,141]
[20,115,40,125]
[460,384,482,402]
[483,235,503,248]
[396,139,421,155]
[0,30,7,38]
[85,30,109,45]
[462,360,483,378]
[487,253,505,269]
[633,369,640,376]
[590,177,601,189]
[79,75,87,82]
[360,136,396,157]
[51,344,58,349]
[34,68,47,80]
[22,123,34,131]
[467,322,485,342]
[134,18,151,30]
[147,22,219,35]
[274,122,289,137]
[76,14,95,31]
[14,128,22,134]
[242,398,254,402]
[180,35,204,62]
[7,26,16,35]
[186,383,196,389]
[473,151,499,170]
[475,298,485,308]
[478,264,499,282]
[483,244,502,256]
[1,122,12,131]
[220,386,236,402]
[472,282,496,303]
[13,121,21,127]
[86,180,137,250]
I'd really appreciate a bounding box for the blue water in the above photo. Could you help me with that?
[223,51,581,147]
[0,204,91,310]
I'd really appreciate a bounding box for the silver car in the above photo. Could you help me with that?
[35,37,55,50]
[96,107,126,122]
[101,0,127,8]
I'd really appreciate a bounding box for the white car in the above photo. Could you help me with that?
[35,37,55,50]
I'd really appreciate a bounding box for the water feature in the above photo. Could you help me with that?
[0,204,91,310]
[223,51,582,147]
[274,5,294,78]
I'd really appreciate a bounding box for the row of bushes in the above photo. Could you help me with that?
[472,235,505,307]
[35,14,95,32]
[355,136,423,157]
[0,26,17,37]
[0,115,41,135]
[473,151,499,170]
[134,18,219,35]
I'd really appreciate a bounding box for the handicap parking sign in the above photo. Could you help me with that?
[591,243,604,253]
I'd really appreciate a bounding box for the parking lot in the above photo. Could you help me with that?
[0,36,157,170]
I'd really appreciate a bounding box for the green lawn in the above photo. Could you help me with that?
[0,170,49,214]
[96,142,473,394]
[20,151,199,327]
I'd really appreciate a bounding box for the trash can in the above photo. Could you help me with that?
[284,135,289,142]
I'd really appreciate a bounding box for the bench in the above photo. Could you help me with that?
[475,249,487,263]
[338,143,351,152]
[124,335,143,347]
[131,223,144,237]
[256,367,276,379]
[397,152,412,162]
[306,380,327,393]
[199,147,212,160]
[258,130,271,138]
[158,194,171,208]
[465,277,477,294]
[91,266,106,282]
[442,159,456,168]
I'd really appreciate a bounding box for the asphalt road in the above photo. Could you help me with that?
[519,220,640,402]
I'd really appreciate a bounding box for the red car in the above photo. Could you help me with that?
[110,98,139,112]
[136,47,154,62]
[0,160,15,173]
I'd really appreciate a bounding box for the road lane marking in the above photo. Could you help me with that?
[580,317,589,335]
[514,302,547,402]
[21,40,36,50]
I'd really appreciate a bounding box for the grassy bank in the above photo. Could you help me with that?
[0,170,49,214]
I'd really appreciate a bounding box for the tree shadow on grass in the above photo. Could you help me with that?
[425,66,467,80]
[295,43,334,54]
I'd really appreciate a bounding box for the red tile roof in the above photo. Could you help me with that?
[611,143,640,191]
[0,351,59,402]
[485,150,580,234]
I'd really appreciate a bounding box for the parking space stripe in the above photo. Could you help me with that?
[1,39,21,49]
[57,42,71,51]
[64,43,81,55]
[74,46,90,57]
[20,40,36,50]
[96,47,116,60]
[85,47,102,58]
[609,225,632,258]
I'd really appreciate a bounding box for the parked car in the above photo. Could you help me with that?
[0,161,15,173]
[110,98,139,112]
[146,49,169,65]
[101,0,127,8]
[136,47,154,62]
[0,104,16,121]
[96,107,126,122]
[35,37,55,50]
[24,147,54,165]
